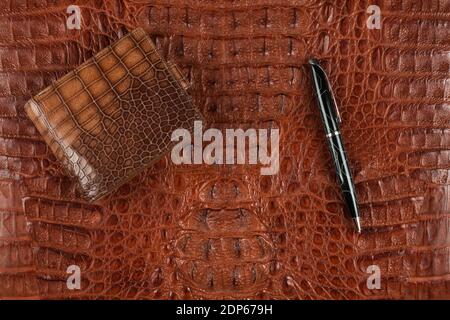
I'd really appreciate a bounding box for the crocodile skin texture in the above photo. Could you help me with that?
[0,0,449,299]
[24,28,203,202]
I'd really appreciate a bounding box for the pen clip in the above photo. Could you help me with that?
[314,61,342,124]
[325,71,342,124]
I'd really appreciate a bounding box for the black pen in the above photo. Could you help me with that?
[309,58,362,233]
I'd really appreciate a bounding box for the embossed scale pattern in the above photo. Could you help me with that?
[0,0,449,299]
[24,28,202,201]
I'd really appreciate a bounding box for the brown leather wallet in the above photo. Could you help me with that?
[24,27,204,202]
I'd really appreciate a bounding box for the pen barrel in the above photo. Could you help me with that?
[326,132,360,220]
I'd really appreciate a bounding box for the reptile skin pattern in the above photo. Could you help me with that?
[24,28,203,202]
[0,0,449,299]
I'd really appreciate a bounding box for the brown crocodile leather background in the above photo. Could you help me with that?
[0,0,449,299]
[24,27,203,202]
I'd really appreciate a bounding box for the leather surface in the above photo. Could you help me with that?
[0,0,449,299]
[24,28,202,202]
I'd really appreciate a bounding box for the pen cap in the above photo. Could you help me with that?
[309,59,341,133]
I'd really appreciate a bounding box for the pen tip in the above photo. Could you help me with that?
[353,217,362,233]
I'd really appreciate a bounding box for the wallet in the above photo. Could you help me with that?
[24,28,204,202]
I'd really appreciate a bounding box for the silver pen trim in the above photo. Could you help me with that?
[326,131,340,138]
[353,217,362,233]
